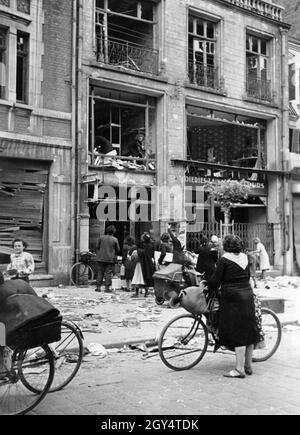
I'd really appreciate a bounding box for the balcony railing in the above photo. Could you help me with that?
[188,62,221,90]
[222,0,284,22]
[246,76,272,101]
[90,153,156,172]
[96,37,159,75]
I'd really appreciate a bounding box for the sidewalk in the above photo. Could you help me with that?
[35,274,300,351]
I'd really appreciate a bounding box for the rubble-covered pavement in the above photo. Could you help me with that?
[36,275,300,358]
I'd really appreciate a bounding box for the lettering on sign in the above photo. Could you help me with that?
[185,176,267,196]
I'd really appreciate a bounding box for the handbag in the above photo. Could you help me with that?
[179,285,208,315]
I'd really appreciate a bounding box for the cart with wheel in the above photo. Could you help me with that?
[153,263,202,306]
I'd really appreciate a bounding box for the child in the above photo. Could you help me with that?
[6,239,35,283]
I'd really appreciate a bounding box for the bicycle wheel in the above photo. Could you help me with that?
[252,307,282,363]
[158,313,209,371]
[70,262,94,286]
[0,345,54,415]
[49,321,84,392]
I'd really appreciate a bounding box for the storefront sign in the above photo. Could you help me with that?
[185,175,268,196]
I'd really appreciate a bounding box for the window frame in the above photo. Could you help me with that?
[187,9,221,90]
[0,26,8,100]
[89,87,157,169]
[245,31,273,102]
[16,31,29,103]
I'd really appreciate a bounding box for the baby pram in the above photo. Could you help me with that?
[153,263,202,305]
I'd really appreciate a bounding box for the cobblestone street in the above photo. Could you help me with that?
[31,327,300,416]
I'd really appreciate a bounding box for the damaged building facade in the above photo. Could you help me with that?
[0,0,293,282]
[76,0,292,273]
[0,0,74,282]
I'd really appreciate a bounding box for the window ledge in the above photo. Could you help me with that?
[243,95,279,108]
[0,8,31,25]
[88,60,168,84]
[14,102,34,111]
[0,100,33,111]
[88,164,156,175]
[185,81,227,97]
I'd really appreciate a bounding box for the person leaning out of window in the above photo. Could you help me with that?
[6,238,35,283]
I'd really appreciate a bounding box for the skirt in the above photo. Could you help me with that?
[131,262,145,287]
[218,283,261,351]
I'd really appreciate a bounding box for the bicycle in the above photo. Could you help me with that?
[21,320,84,394]
[158,295,282,371]
[0,315,61,415]
[0,319,84,415]
[70,251,97,287]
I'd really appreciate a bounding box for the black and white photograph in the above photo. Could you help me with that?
[0,0,300,420]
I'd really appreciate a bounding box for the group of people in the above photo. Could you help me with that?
[1,229,271,380]
[95,226,269,378]
[195,234,270,285]
[94,224,192,297]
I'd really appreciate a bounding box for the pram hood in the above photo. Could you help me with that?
[153,263,183,282]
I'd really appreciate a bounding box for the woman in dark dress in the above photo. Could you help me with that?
[196,235,218,280]
[208,235,260,378]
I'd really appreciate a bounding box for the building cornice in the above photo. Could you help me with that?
[212,0,290,28]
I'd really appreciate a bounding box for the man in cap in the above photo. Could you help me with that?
[94,225,120,293]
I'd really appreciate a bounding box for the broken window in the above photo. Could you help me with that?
[0,27,7,99]
[188,14,219,89]
[16,32,29,103]
[95,0,159,75]
[89,87,156,171]
[187,105,267,179]
[246,34,272,101]
[0,0,10,7]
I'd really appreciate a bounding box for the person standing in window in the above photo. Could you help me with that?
[6,239,35,283]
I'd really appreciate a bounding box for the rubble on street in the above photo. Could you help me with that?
[35,274,300,361]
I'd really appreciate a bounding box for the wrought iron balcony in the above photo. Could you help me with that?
[188,62,221,90]
[221,0,284,21]
[96,37,159,76]
[246,75,272,101]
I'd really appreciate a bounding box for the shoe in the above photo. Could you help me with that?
[213,342,221,353]
[223,369,246,379]
[244,366,253,375]
[131,294,139,298]
[94,288,101,292]
[104,289,113,293]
